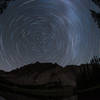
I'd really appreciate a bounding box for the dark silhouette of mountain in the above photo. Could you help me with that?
[0,62,100,100]
[0,62,77,100]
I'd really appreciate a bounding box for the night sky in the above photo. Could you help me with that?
[0,0,100,71]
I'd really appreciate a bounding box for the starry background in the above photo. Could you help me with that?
[0,0,100,71]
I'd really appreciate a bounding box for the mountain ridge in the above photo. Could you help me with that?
[0,62,100,100]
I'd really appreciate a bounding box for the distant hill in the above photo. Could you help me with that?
[1,62,77,86]
[0,62,100,100]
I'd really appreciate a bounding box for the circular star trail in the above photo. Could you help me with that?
[0,0,100,71]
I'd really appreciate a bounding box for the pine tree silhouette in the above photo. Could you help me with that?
[90,56,100,64]
[91,0,100,28]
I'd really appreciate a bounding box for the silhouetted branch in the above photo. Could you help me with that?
[0,0,15,14]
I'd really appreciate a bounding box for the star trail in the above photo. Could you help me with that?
[0,0,99,71]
